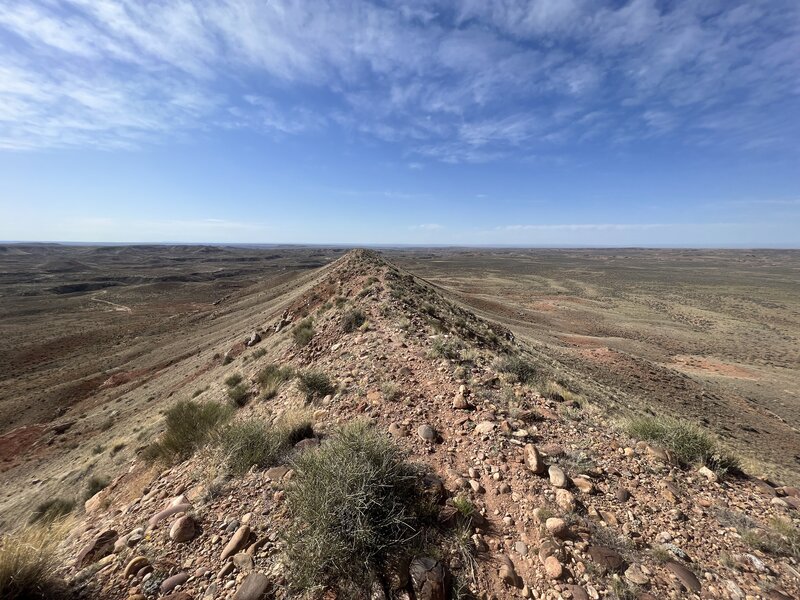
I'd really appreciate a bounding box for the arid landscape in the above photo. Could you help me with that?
[0,245,799,600]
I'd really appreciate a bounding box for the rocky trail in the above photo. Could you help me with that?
[54,250,799,600]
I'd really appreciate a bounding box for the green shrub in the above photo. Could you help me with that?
[625,416,739,476]
[29,499,74,525]
[0,521,70,599]
[494,355,538,384]
[252,348,267,359]
[144,400,234,464]
[297,370,335,402]
[342,309,366,333]
[222,354,233,365]
[429,337,464,360]
[227,383,249,407]
[218,412,314,476]
[293,318,314,347]
[284,421,423,595]
[257,364,295,400]
[82,475,110,502]
[224,373,243,387]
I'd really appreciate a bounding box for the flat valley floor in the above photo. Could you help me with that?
[1,245,798,492]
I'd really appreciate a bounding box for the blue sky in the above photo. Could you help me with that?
[0,1,798,246]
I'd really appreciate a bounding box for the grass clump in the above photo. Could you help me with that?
[284,421,423,596]
[29,499,74,525]
[494,355,538,384]
[257,363,295,400]
[227,383,249,407]
[0,522,70,600]
[624,415,739,476]
[293,318,315,348]
[342,309,366,333]
[429,336,464,360]
[144,400,234,464]
[741,517,800,559]
[224,373,243,387]
[297,370,335,402]
[219,412,313,475]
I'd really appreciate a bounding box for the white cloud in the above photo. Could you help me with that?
[411,223,444,230]
[0,0,797,157]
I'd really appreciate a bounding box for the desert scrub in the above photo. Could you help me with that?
[341,308,366,333]
[227,383,249,407]
[380,381,401,402]
[284,421,423,596]
[741,517,800,559]
[257,363,295,400]
[224,373,243,387]
[297,370,335,402]
[293,318,314,348]
[624,415,739,476]
[0,521,70,600]
[144,400,234,464]
[217,414,313,476]
[429,336,464,360]
[29,499,74,525]
[494,355,538,384]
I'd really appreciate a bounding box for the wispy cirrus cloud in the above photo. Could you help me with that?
[0,1,798,159]
[411,223,444,230]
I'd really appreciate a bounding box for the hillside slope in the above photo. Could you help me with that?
[25,250,800,599]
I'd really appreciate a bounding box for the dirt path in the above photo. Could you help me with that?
[90,292,132,313]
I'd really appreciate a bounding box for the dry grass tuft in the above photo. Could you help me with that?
[0,520,71,600]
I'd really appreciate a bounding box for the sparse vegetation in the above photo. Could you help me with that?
[494,355,538,384]
[429,336,464,360]
[0,521,70,599]
[144,399,234,464]
[293,318,315,347]
[83,475,110,501]
[29,499,74,525]
[257,363,295,399]
[252,347,268,359]
[342,308,366,333]
[297,370,335,402]
[227,383,249,407]
[224,373,243,387]
[380,381,401,402]
[624,415,740,476]
[284,421,423,596]
[218,413,313,476]
[740,517,800,559]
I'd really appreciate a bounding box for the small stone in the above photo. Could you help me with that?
[666,561,701,593]
[545,517,569,538]
[233,572,270,600]
[468,480,484,494]
[615,486,631,502]
[572,477,594,494]
[417,424,437,442]
[474,421,496,435]
[697,466,718,482]
[221,526,251,560]
[388,423,408,437]
[514,541,528,556]
[548,465,568,488]
[453,394,471,410]
[588,546,625,573]
[555,489,576,512]
[160,572,189,594]
[624,564,650,586]
[523,444,545,474]
[124,556,149,578]
[544,555,563,580]
[169,515,196,543]
[233,553,255,572]
[499,556,521,587]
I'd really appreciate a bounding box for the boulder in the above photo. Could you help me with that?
[160,572,189,594]
[75,529,118,568]
[409,557,446,600]
[233,573,270,600]
[169,515,196,543]
[417,424,437,442]
[666,561,701,593]
[221,525,251,560]
[523,444,545,475]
